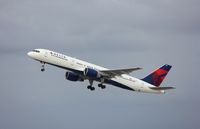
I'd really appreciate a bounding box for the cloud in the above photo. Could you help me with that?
[1,0,199,53]
[0,0,200,129]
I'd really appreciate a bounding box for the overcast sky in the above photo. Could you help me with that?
[0,0,200,129]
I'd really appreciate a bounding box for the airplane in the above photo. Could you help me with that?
[27,48,174,94]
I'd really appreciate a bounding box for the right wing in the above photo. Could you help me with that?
[100,67,142,77]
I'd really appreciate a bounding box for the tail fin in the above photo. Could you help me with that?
[142,64,172,87]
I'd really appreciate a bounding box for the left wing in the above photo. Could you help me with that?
[100,67,142,77]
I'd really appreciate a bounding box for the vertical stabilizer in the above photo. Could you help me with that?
[142,64,172,87]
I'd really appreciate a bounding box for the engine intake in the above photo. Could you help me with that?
[84,68,100,78]
[66,71,83,81]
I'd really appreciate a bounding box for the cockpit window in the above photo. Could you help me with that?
[32,50,40,53]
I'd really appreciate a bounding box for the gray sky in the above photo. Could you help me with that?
[0,0,200,129]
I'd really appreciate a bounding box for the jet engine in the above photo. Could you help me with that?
[84,68,101,78]
[65,71,83,81]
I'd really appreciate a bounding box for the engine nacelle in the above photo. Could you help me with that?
[84,68,101,78]
[66,71,83,81]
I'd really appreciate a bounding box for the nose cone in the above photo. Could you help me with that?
[27,51,33,58]
[27,52,31,56]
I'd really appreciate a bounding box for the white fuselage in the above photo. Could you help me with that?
[27,49,164,94]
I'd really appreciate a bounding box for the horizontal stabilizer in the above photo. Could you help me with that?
[150,87,175,90]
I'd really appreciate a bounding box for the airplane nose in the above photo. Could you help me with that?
[27,52,32,57]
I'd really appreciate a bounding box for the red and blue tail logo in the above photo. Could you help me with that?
[142,64,172,87]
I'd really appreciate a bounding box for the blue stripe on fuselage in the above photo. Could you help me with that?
[104,79,134,91]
